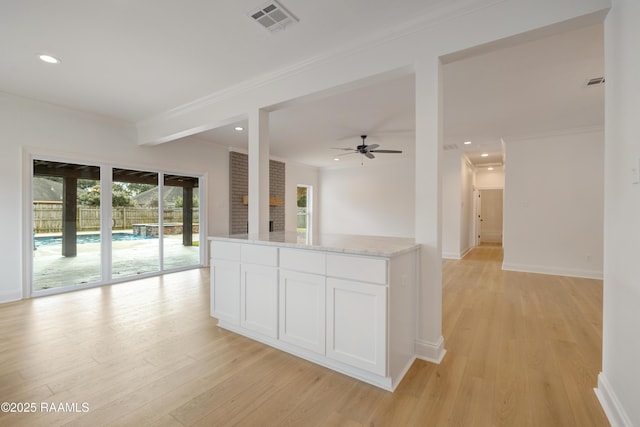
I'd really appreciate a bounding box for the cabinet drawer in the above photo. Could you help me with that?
[241,244,278,266]
[210,240,241,262]
[280,248,326,275]
[326,254,387,285]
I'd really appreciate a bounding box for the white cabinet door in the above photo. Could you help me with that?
[210,259,241,325]
[241,264,279,338]
[326,278,387,376]
[279,270,325,354]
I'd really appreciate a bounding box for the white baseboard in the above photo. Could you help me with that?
[0,290,23,304]
[442,251,461,260]
[502,262,603,280]
[415,336,446,364]
[442,247,472,260]
[459,247,472,259]
[594,372,633,427]
[218,320,397,391]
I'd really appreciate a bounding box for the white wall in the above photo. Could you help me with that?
[318,157,415,238]
[442,150,462,258]
[0,92,230,303]
[502,128,604,279]
[442,151,474,258]
[475,166,505,189]
[460,157,474,252]
[597,1,640,425]
[284,161,319,233]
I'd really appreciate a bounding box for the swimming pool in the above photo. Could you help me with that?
[34,233,155,248]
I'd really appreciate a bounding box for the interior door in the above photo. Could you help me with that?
[479,189,503,245]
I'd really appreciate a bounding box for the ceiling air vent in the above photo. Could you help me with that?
[586,76,605,87]
[249,1,297,33]
[443,144,459,151]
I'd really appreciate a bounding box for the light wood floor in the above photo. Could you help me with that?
[0,247,609,426]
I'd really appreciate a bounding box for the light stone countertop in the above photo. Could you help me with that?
[208,232,419,257]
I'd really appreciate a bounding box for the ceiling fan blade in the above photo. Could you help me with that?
[332,147,356,151]
[365,152,375,159]
[366,144,379,150]
[334,152,357,157]
[369,149,403,154]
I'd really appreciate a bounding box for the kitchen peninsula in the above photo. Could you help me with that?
[208,232,420,391]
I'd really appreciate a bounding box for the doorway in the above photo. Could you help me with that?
[297,185,312,242]
[31,157,204,295]
[476,189,503,246]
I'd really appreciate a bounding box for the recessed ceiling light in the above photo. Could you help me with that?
[488,167,494,171]
[234,126,244,131]
[481,153,489,157]
[333,157,340,161]
[39,54,60,64]
[463,141,472,145]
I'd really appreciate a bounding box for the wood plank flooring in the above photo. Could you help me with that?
[0,247,609,426]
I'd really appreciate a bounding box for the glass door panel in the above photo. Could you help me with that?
[111,168,159,278]
[162,174,200,270]
[32,160,101,291]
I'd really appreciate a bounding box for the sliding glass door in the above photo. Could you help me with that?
[32,160,102,291]
[31,158,203,294]
[111,168,160,279]
[162,174,201,270]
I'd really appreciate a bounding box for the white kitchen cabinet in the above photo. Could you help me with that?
[209,234,419,391]
[240,264,279,338]
[210,259,241,325]
[279,270,326,354]
[326,277,387,376]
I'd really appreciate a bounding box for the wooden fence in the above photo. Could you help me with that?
[33,204,199,234]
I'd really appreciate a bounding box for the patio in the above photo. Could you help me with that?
[33,233,200,291]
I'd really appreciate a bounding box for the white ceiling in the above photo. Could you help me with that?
[1,1,603,168]
[443,22,604,166]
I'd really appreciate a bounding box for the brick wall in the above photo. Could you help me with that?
[270,159,285,232]
[229,151,285,234]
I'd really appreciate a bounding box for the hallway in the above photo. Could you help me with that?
[441,246,606,425]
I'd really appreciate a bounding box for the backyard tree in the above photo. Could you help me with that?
[78,183,134,207]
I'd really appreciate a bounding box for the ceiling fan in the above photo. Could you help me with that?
[333,135,403,159]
